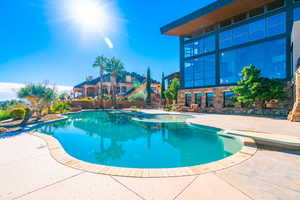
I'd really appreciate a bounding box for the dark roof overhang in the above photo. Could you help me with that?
[160,0,273,37]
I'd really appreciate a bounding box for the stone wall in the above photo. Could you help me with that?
[178,84,293,117]
[288,69,300,121]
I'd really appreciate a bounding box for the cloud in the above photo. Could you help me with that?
[0,82,73,101]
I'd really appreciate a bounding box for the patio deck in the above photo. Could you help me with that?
[0,112,300,200]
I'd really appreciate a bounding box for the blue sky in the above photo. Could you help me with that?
[0,0,214,99]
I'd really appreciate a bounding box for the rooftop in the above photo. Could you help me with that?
[74,71,159,89]
[160,0,273,37]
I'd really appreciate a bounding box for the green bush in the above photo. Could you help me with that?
[164,104,177,112]
[0,110,10,121]
[9,107,26,120]
[51,102,71,114]
[0,100,25,110]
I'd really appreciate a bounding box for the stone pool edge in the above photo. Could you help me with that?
[26,131,257,178]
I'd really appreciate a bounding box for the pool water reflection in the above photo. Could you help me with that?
[34,111,242,169]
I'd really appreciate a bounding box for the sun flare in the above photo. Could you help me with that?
[66,0,110,32]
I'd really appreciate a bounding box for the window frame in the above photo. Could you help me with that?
[185,93,192,107]
[205,92,215,108]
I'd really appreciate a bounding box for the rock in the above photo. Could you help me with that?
[0,127,8,134]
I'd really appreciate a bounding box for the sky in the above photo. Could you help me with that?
[0,0,215,100]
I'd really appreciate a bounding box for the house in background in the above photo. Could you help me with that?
[73,71,160,98]
[164,72,180,88]
[161,0,300,113]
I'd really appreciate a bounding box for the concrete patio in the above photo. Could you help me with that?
[1,113,300,200]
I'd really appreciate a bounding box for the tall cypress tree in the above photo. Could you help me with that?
[161,72,166,101]
[146,67,152,105]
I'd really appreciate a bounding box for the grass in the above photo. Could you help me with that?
[0,110,10,121]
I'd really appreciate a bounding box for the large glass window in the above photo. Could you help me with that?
[184,35,215,58]
[185,94,192,107]
[295,7,300,21]
[184,54,216,88]
[220,38,286,84]
[206,93,214,107]
[184,43,193,58]
[232,24,249,46]
[249,19,265,41]
[184,60,194,88]
[194,54,216,87]
[266,13,286,37]
[220,13,286,49]
[195,93,202,106]
[224,91,235,108]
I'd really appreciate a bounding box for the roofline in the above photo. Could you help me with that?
[160,0,235,35]
[164,72,180,80]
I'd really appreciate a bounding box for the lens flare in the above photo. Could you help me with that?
[104,37,114,49]
[66,0,110,32]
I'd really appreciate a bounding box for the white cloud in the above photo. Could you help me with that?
[0,82,73,101]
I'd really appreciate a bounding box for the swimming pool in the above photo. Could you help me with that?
[34,111,242,169]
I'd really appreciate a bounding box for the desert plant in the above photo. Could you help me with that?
[0,110,10,121]
[17,84,57,123]
[58,93,69,101]
[0,100,25,110]
[164,104,177,112]
[9,107,26,120]
[50,102,71,114]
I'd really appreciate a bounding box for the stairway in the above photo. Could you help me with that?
[288,68,300,122]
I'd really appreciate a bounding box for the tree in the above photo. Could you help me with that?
[93,55,109,108]
[17,84,57,123]
[58,93,69,101]
[105,57,125,107]
[161,72,166,105]
[164,78,180,104]
[146,67,152,105]
[232,65,288,109]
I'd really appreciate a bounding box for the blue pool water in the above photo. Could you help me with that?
[34,111,242,168]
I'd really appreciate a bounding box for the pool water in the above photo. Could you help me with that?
[34,111,242,169]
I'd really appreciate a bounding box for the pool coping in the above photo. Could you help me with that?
[26,130,257,178]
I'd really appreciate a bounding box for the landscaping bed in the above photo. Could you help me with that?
[0,114,64,135]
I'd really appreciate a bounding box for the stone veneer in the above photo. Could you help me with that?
[178,85,293,116]
[288,68,300,122]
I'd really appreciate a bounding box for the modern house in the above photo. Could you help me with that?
[73,72,160,98]
[161,0,300,113]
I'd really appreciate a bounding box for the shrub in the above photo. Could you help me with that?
[50,102,71,114]
[131,109,142,113]
[0,100,25,110]
[9,107,26,120]
[0,110,10,121]
[232,65,288,109]
[164,104,177,112]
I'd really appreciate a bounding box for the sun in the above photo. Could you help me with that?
[65,0,111,33]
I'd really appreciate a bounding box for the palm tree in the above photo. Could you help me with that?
[93,55,109,108]
[105,57,125,107]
